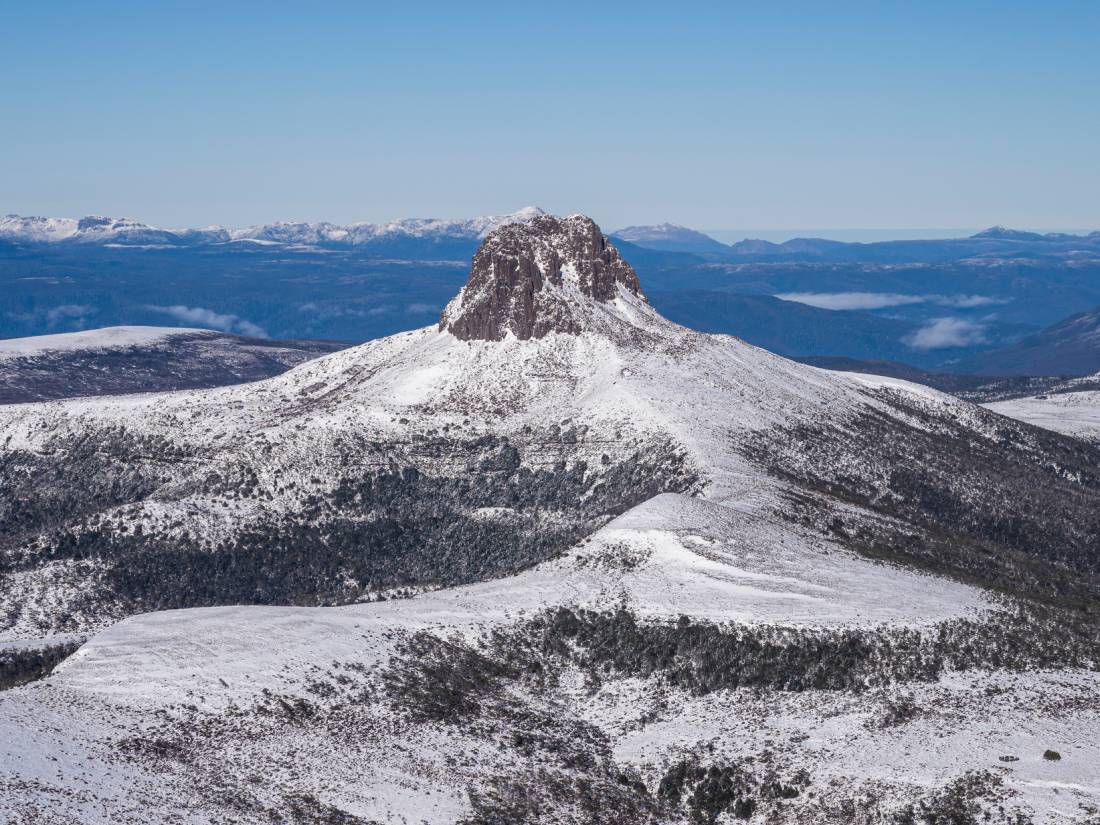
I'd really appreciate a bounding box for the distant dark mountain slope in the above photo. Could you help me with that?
[617,221,1100,264]
[649,291,913,360]
[948,305,1100,376]
[0,327,347,403]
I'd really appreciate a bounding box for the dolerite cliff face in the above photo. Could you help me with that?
[439,214,644,340]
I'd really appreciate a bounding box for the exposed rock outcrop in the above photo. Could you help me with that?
[439,214,644,341]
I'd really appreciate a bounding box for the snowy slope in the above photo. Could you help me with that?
[2,215,1097,637]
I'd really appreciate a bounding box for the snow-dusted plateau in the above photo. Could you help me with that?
[2,215,1099,824]
[0,327,347,404]
[985,374,1100,445]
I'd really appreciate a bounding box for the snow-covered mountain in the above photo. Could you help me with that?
[0,207,546,249]
[2,214,1100,822]
[0,214,182,246]
[612,222,731,255]
[233,205,548,246]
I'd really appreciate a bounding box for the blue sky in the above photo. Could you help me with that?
[2,1,1097,233]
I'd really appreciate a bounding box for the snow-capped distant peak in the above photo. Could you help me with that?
[0,214,181,246]
[611,222,730,254]
[614,222,693,239]
[231,206,549,246]
[0,207,549,248]
[0,214,80,242]
[971,226,1049,241]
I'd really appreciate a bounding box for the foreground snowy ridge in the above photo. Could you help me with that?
[2,213,1099,823]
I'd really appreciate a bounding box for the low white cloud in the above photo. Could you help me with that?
[776,292,1010,311]
[776,292,925,310]
[146,305,268,338]
[406,302,438,314]
[905,317,989,350]
[934,294,1009,308]
[46,304,97,326]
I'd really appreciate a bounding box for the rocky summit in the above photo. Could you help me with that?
[439,214,644,341]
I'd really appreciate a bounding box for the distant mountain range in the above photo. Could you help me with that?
[799,302,1100,380]
[6,210,1098,264]
[646,291,1031,366]
[0,207,547,250]
[611,222,1100,263]
[5,208,1100,375]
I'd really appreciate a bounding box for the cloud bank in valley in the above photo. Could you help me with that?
[775,292,1009,311]
[146,305,268,338]
[905,317,990,350]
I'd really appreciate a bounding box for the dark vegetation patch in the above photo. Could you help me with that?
[749,390,1100,616]
[1,431,697,630]
[0,639,82,690]
[0,428,186,539]
[381,614,1051,824]
[657,757,808,824]
[382,632,519,724]
[887,770,1023,825]
[869,692,922,729]
[493,605,1098,698]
